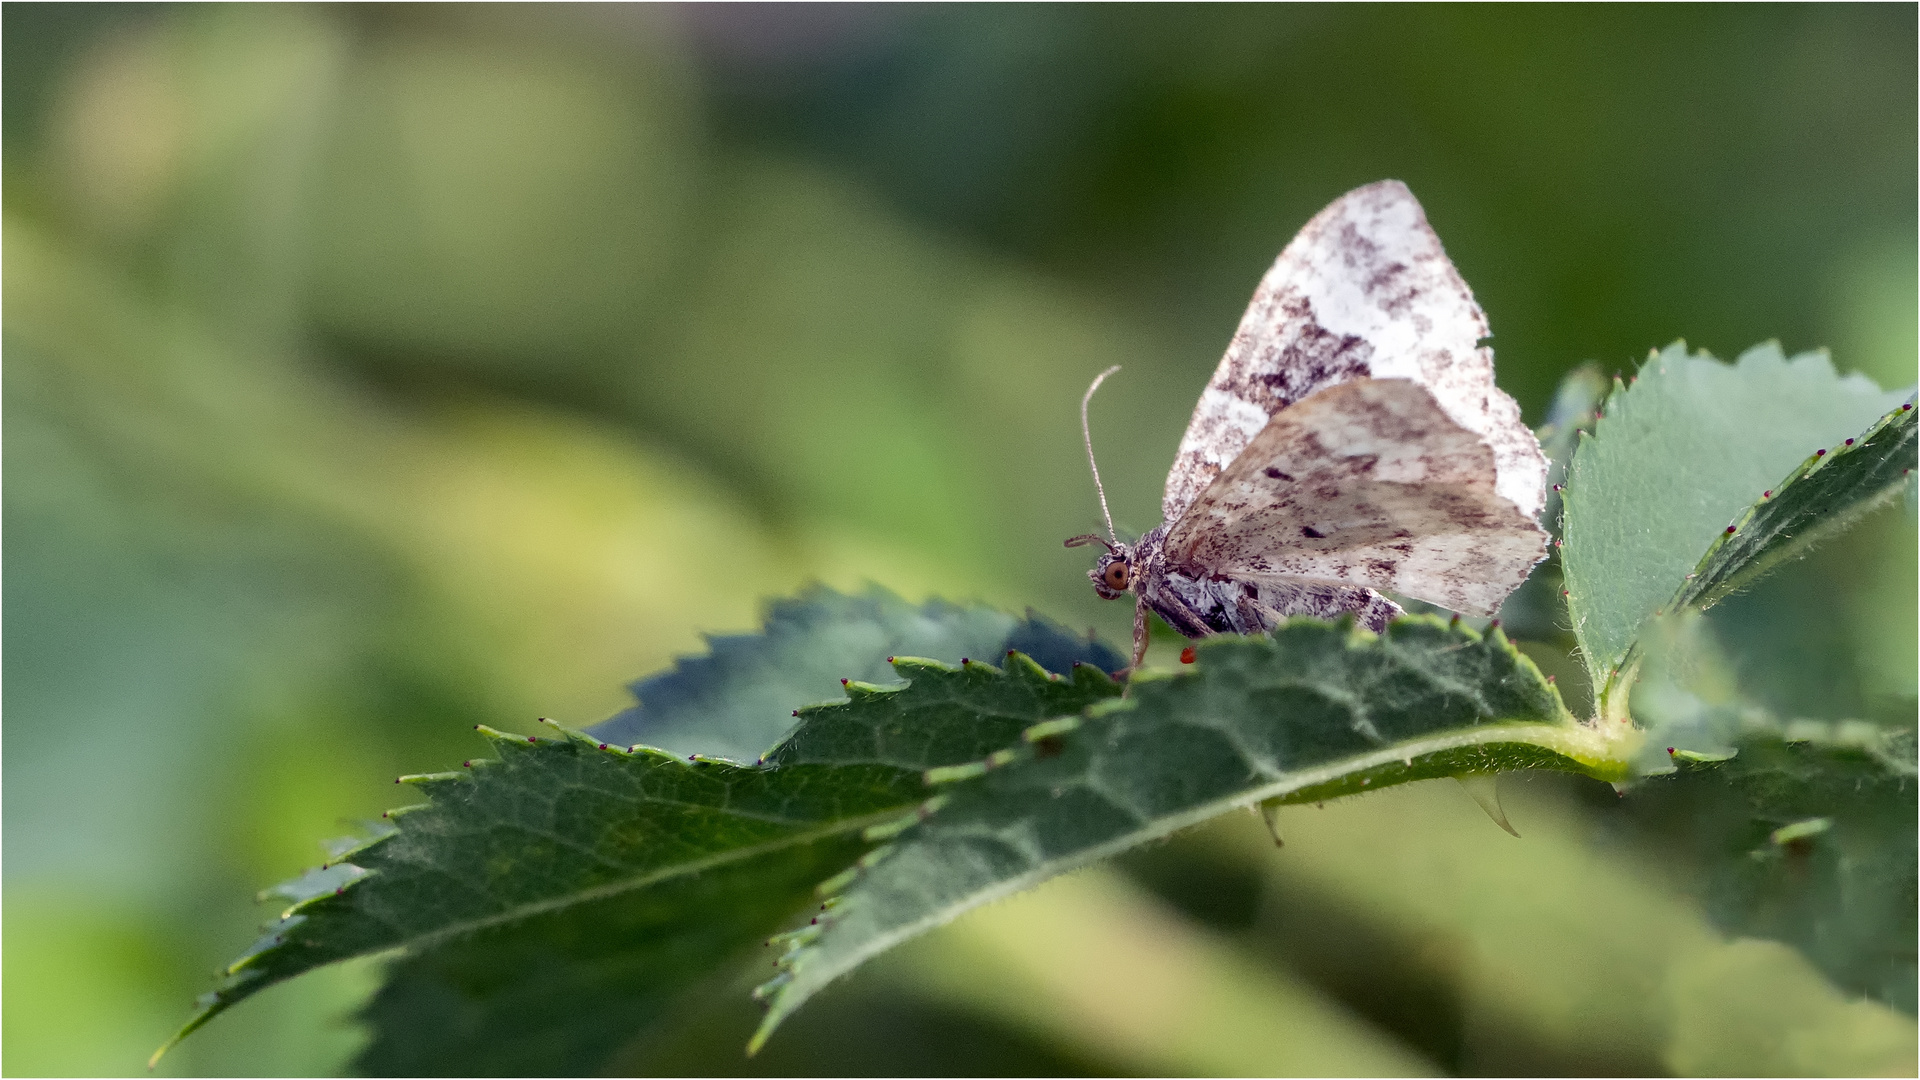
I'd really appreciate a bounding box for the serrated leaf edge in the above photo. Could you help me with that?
[749,619,1633,1053]
[1594,396,1918,723]
[158,649,1114,1066]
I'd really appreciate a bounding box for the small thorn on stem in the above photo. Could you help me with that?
[1255,799,1285,847]
[1456,775,1519,837]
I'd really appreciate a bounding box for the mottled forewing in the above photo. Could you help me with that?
[1163,180,1546,526]
[1163,379,1549,617]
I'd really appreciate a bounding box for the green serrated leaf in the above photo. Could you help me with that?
[1562,342,1912,714]
[160,628,1120,1073]
[1612,721,1917,1012]
[353,833,871,1076]
[1673,398,1916,613]
[592,584,1124,762]
[1627,608,1917,1012]
[753,616,1622,1050]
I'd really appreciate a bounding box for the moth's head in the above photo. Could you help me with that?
[1065,534,1132,599]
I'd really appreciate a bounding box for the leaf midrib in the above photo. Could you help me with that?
[260,807,904,969]
[754,716,1630,1051]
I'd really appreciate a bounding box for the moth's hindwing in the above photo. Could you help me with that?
[1164,378,1548,617]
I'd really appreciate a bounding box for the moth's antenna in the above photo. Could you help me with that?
[1080,365,1122,544]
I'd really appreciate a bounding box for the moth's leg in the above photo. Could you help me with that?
[1144,578,1222,638]
[1232,594,1284,635]
[1125,598,1150,693]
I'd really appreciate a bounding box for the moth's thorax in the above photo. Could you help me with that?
[1126,524,1249,637]
[1125,523,1172,593]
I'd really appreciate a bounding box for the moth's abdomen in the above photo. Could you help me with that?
[1145,570,1401,638]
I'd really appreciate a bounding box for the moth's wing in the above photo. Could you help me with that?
[1163,180,1546,528]
[1163,378,1549,617]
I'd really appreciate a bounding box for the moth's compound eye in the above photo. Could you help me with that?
[1103,560,1131,591]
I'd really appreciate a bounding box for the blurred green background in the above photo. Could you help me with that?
[4,4,1914,1076]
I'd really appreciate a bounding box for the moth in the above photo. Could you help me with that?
[1068,180,1549,674]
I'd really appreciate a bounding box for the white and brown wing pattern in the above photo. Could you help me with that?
[1162,180,1546,528]
[1161,378,1548,617]
[1076,180,1551,672]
